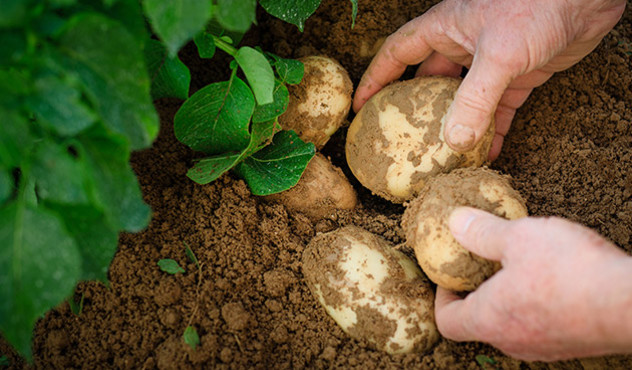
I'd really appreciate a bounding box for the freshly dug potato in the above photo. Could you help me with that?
[345,76,495,203]
[279,56,353,149]
[402,167,528,291]
[263,153,357,221]
[302,226,439,354]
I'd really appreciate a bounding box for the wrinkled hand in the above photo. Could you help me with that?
[353,0,625,160]
[436,207,632,361]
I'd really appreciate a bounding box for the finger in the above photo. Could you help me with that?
[488,88,533,160]
[416,52,463,78]
[444,49,515,152]
[353,12,442,112]
[488,134,504,161]
[434,287,476,341]
[448,207,511,261]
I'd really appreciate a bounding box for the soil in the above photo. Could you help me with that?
[2,0,632,368]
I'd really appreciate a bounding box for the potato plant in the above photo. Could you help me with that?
[0,0,357,360]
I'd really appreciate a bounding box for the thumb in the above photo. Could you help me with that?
[444,51,514,152]
[448,207,512,261]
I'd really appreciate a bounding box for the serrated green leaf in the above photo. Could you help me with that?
[183,326,200,349]
[78,128,151,232]
[252,80,289,123]
[48,204,118,282]
[144,39,191,100]
[0,169,12,204]
[350,0,358,28]
[216,0,256,33]
[174,76,255,155]
[26,75,97,137]
[259,0,321,32]
[233,130,315,195]
[193,32,216,59]
[0,112,33,168]
[60,13,158,150]
[0,203,81,359]
[158,259,185,274]
[235,46,275,105]
[31,140,90,205]
[143,0,213,57]
[270,55,304,85]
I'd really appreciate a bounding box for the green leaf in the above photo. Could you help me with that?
[157,259,185,274]
[174,76,255,155]
[193,32,216,59]
[235,46,275,105]
[0,31,26,65]
[216,0,256,33]
[0,203,81,359]
[0,0,30,28]
[0,355,9,366]
[0,169,12,205]
[68,293,84,316]
[82,0,149,44]
[60,13,158,150]
[259,0,321,32]
[142,0,213,57]
[144,39,191,100]
[26,75,97,137]
[186,152,241,185]
[252,80,289,123]
[183,326,200,349]
[49,204,118,282]
[0,112,33,168]
[50,0,76,7]
[475,354,497,369]
[186,119,278,184]
[184,241,199,268]
[271,55,304,85]
[79,128,151,232]
[350,0,358,28]
[234,130,315,195]
[31,140,90,205]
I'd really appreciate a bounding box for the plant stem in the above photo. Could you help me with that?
[213,35,237,56]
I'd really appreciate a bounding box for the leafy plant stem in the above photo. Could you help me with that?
[12,170,29,291]
[212,35,237,56]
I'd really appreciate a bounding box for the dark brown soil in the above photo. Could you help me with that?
[2,0,632,368]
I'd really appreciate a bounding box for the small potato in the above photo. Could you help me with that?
[402,167,528,291]
[279,56,353,149]
[263,153,357,221]
[345,76,495,203]
[302,226,439,354]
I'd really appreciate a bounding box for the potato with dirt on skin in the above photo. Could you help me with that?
[279,56,353,149]
[263,153,357,221]
[345,75,495,203]
[402,167,528,292]
[302,225,439,354]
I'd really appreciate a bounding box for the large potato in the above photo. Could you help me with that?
[263,153,357,221]
[279,56,353,149]
[346,76,495,203]
[302,226,439,354]
[402,167,528,291]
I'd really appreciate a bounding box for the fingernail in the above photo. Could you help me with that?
[449,207,477,236]
[447,124,476,151]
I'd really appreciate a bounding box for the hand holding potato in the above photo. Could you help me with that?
[436,207,632,361]
[353,0,626,160]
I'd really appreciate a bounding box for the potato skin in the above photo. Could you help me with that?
[263,153,357,221]
[345,76,495,203]
[279,56,353,149]
[402,167,528,291]
[302,226,439,354]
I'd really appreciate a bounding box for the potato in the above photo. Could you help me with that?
[279,56,353,149]
[263,153,357,221]
[402,167,528,291]
[302,226,439,354]
[345,76,495,203]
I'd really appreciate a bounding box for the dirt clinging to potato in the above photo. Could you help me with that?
[1,0,632,369]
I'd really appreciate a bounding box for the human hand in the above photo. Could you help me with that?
[435,207,632,361]
[353,0,626,160]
